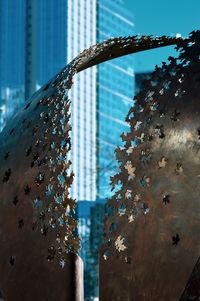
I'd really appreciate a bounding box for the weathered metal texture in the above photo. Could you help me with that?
[0,34,187,300]
[0,64,83,300]
[180,256,200,300]
[100,31,200,301]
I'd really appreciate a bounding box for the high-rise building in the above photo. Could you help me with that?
[35,0,68,87]
[78,199,106,300]
[0,0,25,130]
[67,0,135,202]
[0,87,24,131]
[97,0,135,199]
[89,201,106,298]
[67,0,97,202]
[78,201,96,300]
[0,1,25,89]
[25,0,37,100]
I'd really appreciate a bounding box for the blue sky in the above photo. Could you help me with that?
[124,0,200,72]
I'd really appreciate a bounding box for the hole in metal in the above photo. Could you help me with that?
[3,169,11,183]
[9,256,15,266]
[172,234,180,245]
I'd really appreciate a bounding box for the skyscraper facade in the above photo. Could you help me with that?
[35,0,68,87]
[78,199,106,300]
[67,0,135,202]
[0,0,25,131]
[67,0,97,202]
[97,0,135,199]
[0,1,25,89]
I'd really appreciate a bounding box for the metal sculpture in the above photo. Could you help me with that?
[0,31,196,300]
[100,31,200,301]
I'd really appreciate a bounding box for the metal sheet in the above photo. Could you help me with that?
[100,31,200,301]
[0,33,186,300]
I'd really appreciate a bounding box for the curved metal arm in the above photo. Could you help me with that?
[48,34,187,91]
[75,35,186,73]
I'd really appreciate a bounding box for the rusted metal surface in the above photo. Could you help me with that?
[0,33,188,300]
[100,31,200,301]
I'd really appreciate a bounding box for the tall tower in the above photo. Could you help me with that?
[69,0,135,202]
[0,0,25,130]
[68,0,97,202]
[35,0,68,87]
[97,0,135,199]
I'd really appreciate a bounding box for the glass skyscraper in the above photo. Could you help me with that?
[97,0,135,199]
[68,0,135,202]
[0,0,25,131]
[35,0,68,86]
[67,0,97,202]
